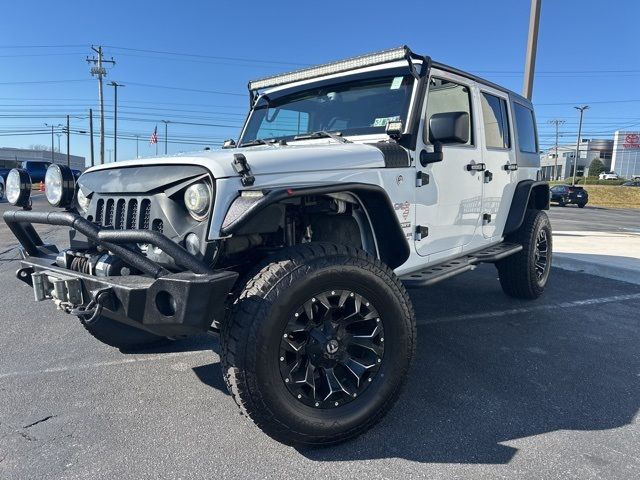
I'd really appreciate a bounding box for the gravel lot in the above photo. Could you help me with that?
[1,198,639,479]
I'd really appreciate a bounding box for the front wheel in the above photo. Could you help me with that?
[221,243,416,446]
[497,209,552,299]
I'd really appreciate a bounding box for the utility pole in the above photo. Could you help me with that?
[55,133,61,153]
[523,0,542,100]
[135,134,140,158]
[107,148,113,163]
[87,46,115,165]
[573,105,589,186]
[108,82,125,162]
[66,114,70,167]
[44,123,61,162]
[548,119,565,180]
[89,108,95,167]
[162,120,170,154]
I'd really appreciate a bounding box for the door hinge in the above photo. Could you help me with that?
[232,153,255,186]
[484,170,493,183]
[415,225,429,240]
[416,171,429,187]
[503,163,518,171]
[465,162,486,172]
[483,213,492,224]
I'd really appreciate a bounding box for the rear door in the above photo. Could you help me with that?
[477,87,517,238]
[414,71,483,258]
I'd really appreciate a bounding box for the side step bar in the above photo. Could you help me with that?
[401,242,523,288]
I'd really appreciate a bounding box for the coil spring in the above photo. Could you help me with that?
[70,256,92,274]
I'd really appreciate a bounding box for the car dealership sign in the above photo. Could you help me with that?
[623,133,640,149]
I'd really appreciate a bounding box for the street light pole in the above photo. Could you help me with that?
[108,82,125,162]
[56,133,61,153]
[548,119,565,180]
[44,123,62,162]
[66,114,70,167]
[573,105,589,186]
[135,134,140,158]
[523,0,542,100]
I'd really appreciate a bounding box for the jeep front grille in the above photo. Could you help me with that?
[90,197,163,233]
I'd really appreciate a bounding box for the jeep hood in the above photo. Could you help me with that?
[83,142,389,180]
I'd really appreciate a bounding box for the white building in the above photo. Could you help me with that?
[611,131,640,178]
[539,139,613,181]
[0,147,85,172]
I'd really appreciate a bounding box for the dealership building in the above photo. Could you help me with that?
[539,138,613,181]
[611,131,640,178]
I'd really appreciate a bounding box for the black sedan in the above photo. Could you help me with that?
[622,180,640,187]
[550,184,588,208]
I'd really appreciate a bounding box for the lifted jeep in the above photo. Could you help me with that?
[3,46,551,446]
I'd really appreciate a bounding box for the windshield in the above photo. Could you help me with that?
[240,69,415,145]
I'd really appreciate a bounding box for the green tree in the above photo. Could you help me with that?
[588,158,606,177]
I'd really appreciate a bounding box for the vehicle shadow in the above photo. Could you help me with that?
[296,303,640,464]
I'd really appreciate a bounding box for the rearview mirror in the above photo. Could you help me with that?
[428,111,470,145]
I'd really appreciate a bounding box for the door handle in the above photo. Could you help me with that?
[465,162,486,172]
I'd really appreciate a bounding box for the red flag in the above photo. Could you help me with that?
[149,126,158,145]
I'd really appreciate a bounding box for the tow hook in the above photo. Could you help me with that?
[71,288,115,325]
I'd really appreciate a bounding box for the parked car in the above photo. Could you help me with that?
[550,184,588,207]
[0,175,4,201]
[599,171,619,180]
[3,46,552,446]
[622,180,640,187]
[21,161,52,184]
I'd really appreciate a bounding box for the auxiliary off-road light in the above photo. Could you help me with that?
[6,168,32,207]
[45,164,75,208]
[184,182,211,220]
[248,46,411,91]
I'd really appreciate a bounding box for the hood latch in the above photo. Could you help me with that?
[232,153,255,186]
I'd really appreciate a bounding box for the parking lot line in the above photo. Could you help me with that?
[0,349,210,380]
[417,292,640,325]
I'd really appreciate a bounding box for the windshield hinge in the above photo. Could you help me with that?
[232,153,255,186]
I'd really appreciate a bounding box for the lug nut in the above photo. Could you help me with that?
[280,357,284,362]
[285,378,290,383]
[334,402,339,406]
[297,394,302,399]
[315,402,320,407]
[283,333,288,338]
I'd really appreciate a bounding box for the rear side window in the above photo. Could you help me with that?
[480,92,510,149]
[513,103,537,153]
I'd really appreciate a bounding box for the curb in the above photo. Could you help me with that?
[552,254,640,286]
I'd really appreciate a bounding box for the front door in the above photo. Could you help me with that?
[414,71,483,258]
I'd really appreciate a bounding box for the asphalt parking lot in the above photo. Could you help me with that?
[1,199,639,479]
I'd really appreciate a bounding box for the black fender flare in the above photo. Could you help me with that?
[220,183,410,269]
[503,180,550,236]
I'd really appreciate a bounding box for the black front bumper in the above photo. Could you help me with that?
[4,209,238,337]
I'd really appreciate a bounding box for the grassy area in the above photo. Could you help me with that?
[578,185,640,209]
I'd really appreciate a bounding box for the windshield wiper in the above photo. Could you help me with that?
[241,138,268,147]
[293,131,351,143]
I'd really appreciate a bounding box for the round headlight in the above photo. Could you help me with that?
[6,168,32,207]
[76,187,91,214]
[45,164,75,207]
[184,182,211,220]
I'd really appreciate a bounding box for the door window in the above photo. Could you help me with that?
[480,92,510,149]
[513,103,538,153]
[424,78,474,146]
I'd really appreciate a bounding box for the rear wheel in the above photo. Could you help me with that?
[81,315,171,350]
[221,243,416,446]
[578,203,586,208]
[497,209,552,299]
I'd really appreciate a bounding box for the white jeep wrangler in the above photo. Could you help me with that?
[4,46,551,446]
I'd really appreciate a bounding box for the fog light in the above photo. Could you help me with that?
[6,168,32,207]
[45,164,75,208]
[185,233,201,256]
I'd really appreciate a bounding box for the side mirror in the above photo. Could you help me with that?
[428,111,470,145]
[222,139,237,149]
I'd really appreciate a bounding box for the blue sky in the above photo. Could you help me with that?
[1,0,639,166]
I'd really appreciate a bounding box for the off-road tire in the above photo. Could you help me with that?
[220,243,416,446]
[497,209,552,299]
[0,182,4,200]
[578,203,586,208]
[81,315,171,350]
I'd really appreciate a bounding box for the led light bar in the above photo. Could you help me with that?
[248,46,413,91]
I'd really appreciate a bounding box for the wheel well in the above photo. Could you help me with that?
[219,185,409,270]
[528,183,550,210]
[503,180,549,236]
